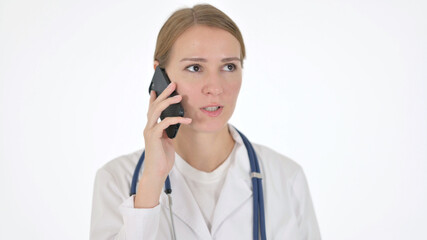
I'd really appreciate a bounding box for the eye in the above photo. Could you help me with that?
[223,63,236,72]
[186,64,201,72]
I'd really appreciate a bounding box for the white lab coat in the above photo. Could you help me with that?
[90,125,321,239]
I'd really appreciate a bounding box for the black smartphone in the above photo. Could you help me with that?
[148,66,185,139]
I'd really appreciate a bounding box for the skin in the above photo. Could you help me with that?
[135,25,243,208]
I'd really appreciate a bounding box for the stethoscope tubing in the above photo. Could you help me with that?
[130,128,267,240]
[236,128,266,240]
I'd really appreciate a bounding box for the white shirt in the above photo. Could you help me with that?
[90,124,321,240]
[174,143,236,232]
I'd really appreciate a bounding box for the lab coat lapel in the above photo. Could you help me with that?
[211,140,253,234]
[163,167,211,239]
[159,124,253,237]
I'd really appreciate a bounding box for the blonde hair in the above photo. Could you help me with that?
[154,4,246,68]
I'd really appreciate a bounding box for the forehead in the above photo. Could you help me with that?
[170,25,241,60]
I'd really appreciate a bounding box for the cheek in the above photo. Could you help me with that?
[175,83,201,107]
[223,71,242,93]
[227,80,242,100]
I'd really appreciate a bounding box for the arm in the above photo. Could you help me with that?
[90,80,191,239]
[89,168,161,240]
[291,169,322,240]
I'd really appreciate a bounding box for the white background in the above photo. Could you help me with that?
[1,0,426,239]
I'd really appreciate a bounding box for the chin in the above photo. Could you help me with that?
[182,118,229,134]
[179,106,235,134]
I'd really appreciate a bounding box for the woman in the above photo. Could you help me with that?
[90,4,321,240]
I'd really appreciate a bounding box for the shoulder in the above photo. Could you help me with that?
[100,149,143,178]
[252,143,303,182]
[95,149,144,197]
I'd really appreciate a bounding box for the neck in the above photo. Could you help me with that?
[173,124,235,172]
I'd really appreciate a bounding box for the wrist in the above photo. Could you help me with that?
[134,172,166,208]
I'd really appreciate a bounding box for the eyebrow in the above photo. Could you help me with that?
[221,57,241,62]
[180,57,241,62]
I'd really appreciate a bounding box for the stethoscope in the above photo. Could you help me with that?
[130,128,267,240]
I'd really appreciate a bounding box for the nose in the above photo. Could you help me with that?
[201,72,224,96]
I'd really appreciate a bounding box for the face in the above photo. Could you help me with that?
[161,25,242,133]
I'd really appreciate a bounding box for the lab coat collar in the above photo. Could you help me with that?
[160,124,253,238]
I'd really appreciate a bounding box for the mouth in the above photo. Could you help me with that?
[200,105,223,117]
[202,106,221,111]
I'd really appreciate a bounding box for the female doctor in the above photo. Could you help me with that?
[90,4,321,240]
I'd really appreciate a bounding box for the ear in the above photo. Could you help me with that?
[153,60,160,70]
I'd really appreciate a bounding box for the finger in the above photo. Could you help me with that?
[153,82,177,105]
[149,90,156,104]
[147,83,175,117]
[146,95,183,128]
[151,117,192,138]
[146,90,157,127]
